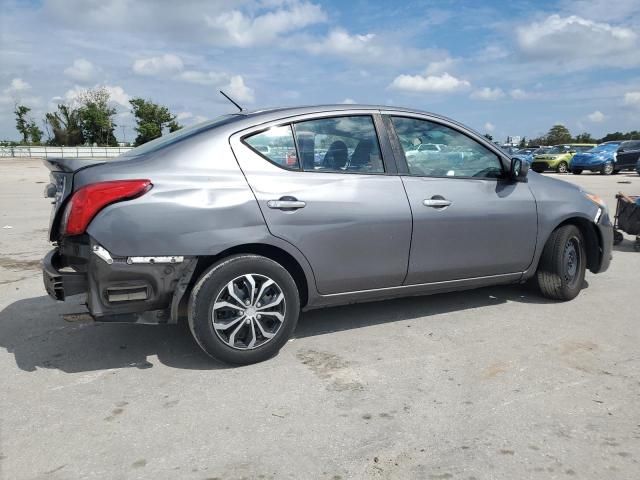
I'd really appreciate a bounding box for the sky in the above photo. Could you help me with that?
[0,0,639,143]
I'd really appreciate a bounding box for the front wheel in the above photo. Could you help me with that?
[188,255,300,365]
[571,169,583,175]
[536,225,586,301]
[556,161,569,173]
[601,161,614,175]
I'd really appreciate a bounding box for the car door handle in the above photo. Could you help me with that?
[423,198,452,208]
[267,199,306,210]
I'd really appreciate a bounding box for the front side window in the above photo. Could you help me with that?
[391,116,503,178]
[292,116,384,173]
[245,125,299,169]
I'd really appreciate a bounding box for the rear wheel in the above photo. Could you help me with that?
[601,161,614,175]
[556,161,569,173]
[536,225,586,301]
[571,169,582,175]
[188,255,300,365]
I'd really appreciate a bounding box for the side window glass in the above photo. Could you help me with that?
[391,116,503,178]
[245,125,299,170]
[292,116,384,173]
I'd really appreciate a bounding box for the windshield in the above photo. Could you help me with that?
[120,115,239,157]
[546,145,569,154]
[588,143,620,153]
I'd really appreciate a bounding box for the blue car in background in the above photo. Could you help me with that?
[512,146,550,164]
[570,141,622,175]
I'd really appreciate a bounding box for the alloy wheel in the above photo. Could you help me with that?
[211,274,286,350]
[557,162,568,173]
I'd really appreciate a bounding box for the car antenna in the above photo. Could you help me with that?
[219,90,244,112]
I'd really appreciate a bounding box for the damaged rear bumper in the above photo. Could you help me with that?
[42,248,87,301]
[43,238,196,322]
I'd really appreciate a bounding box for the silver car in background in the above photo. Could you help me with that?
[42,105,613,365]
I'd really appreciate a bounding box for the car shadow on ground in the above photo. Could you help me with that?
[0,284,555,374]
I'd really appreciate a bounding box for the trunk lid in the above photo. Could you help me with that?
[43,157,106,240]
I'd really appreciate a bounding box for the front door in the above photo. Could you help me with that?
[386,114,538,284]
[231,114,412,295]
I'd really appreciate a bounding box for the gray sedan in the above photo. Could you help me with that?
[42,105,613,365]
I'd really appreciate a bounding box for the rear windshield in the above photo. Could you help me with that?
[120,115,240,157]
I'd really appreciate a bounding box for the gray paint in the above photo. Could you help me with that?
[47,104,612,315]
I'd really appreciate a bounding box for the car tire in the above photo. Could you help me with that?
[601,161,614,175]
[556,161,569,173]
[571,169,583,175]
[536,225,586,301]
[188,254,300,365]
[613,230,624,245]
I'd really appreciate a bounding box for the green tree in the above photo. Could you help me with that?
[518,137,527,148]
[77,87,117,146]
[14,105,31,143]
[574,132,595,143]
[45,104,84,146]
[546,124,572,145]
[27,121,43,144]
[130,98,182,146]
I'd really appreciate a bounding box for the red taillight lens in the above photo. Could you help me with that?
[64,179,152,236]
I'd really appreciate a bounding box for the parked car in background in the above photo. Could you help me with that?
[405,143,445,158]
[531,144,596,173]
[512,146,550,164]
[41,104,613,365]
[615,140,640,174]
[570,141,622,175]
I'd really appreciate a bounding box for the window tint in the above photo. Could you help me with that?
[245,125,299,169]
[391,117,503,178]
[292,116,384,173]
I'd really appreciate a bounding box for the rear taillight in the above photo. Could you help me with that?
[63,179,152,236]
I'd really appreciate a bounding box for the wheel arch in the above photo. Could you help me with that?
[172,243,312,323]
[548,217,602,273]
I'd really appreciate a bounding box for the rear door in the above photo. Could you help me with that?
[230,112,412,295]
[384,113,538,284]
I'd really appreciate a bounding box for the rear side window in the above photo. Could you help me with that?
[391,116,503,178]
[245,125,299,170]
[292,116,384,173]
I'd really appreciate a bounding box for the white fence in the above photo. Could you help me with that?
[0,146,133,158]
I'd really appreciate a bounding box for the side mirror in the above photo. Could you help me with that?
[511,158,529,181]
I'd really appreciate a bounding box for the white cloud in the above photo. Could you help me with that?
[105,85,130,107]
[133,54,184,75]
[470,87,505,100]
[389,72,470,94]
[425,57,456,75]
[4,78,31,94]
[193,115,208,124]
[517,15,638,68]
[64,58,97,81]
[225,75,254,103]
[509,88,528,100]
[587,110,605,122]
[341,98,357,104]
[204,1,327,47]
[178,70,227,86]
[484,122,495,132]
[307,29,377,56]
[624,91,640,108]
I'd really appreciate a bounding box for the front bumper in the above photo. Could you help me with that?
[594,212,613,273]
[42,248,87,300]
